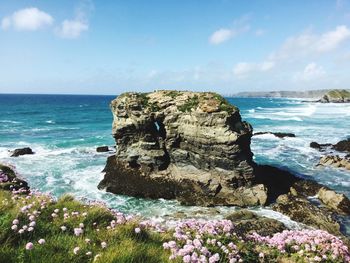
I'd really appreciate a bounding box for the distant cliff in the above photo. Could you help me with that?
[232,89,350,99]
[318,89,350,103]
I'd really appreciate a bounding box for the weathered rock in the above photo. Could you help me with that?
[254,165,301,204]
[273,193,342,236]
[96,146,110,152]
[333,139,350,153]
[0,163,29,192]
[99,91,267,207]
[226,209,286,237]
[11,147,34,157]
[318,187,350,214]
[318,155,350,170]
[310,138,350,153]
[253,132,296,138]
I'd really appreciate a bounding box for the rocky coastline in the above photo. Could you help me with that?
[97,90,350,242]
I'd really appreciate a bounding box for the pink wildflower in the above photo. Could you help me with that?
[25,242,34,250]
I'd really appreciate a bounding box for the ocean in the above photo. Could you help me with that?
[0,94,349,229]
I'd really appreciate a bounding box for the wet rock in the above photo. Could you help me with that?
[226,209,286,237]
[96,146,109,152]
[309,142,332,150]
[273,193,342,236]
[318,187,350,215]
[310,138,350,153]
[318,155,350,170]
[333,139,350,153]
[99,91,266,207]
[11,147,34,157]
[253,132,296,138]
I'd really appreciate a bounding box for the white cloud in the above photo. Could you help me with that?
[317,25,350,52]
[57,19,88,39]
[233,61,275,77]
[209,28,234,44]
[270,25,350,61]
[209,15,250,45]
[56,0,93,39]
[294,62,325,81]
[1,7,53,31]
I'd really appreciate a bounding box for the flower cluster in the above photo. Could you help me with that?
[249,229,350,262]
[163,219,243,263]
[0,171,9,183]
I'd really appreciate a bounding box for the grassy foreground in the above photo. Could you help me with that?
[0,164,350,262]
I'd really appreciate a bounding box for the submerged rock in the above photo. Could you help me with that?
[253,132,296,138]
[11,147,34,157]
[99,91,266,207]
[225,209,286,237]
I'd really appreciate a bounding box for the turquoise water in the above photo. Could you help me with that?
[0,94,349,226]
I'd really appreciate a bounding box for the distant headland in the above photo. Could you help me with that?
[232,89,350,102]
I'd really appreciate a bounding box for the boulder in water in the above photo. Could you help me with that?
[96,146,110,152]
[10,147,34,157]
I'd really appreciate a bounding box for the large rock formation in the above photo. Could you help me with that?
[98,91,267,206]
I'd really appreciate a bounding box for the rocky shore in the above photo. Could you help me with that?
[98,91,350,242]
[311,138,350,170]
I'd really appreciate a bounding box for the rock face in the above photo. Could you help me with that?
[11,147,34,157]
[318,89,350,103]
[98,91,267,206]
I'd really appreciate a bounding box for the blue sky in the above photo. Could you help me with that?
[0,0,350,95]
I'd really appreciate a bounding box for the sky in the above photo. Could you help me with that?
[0,0,350,95]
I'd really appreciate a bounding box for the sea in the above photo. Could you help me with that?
[0,94,349,231]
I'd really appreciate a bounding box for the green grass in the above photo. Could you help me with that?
[0,190,174,263]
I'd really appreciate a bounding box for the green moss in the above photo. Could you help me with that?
[178,95,199,112]
[210,93,237,114]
